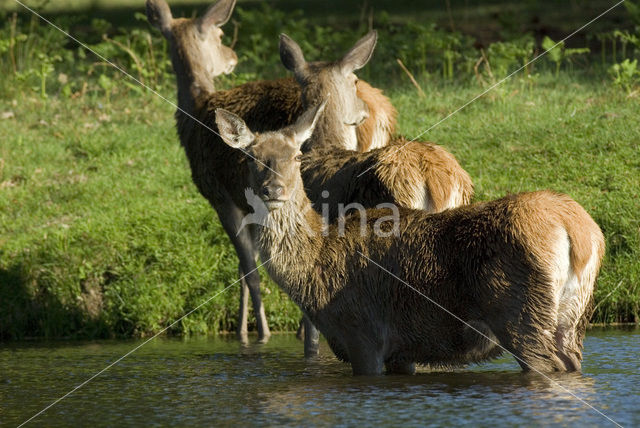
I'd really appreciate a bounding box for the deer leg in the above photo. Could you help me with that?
[235,235,270,343]
[554,324,582,372]
[500,328,565,373]
[350,352,384,376]
[347,338,384,376]
[303,315,320,358]
[236,268,249,344]
[217,204,270,342]
[514,350,565,373]
[295,318,305,341]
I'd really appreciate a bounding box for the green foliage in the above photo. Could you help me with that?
[541,36,590,76]
[227,3,354,79]
[486,35,535,77]
[390,21,476,80]
[613,30,640,60]
[1,3,638,340]
[0,12,172,102]
[624,0,640,28]
[595,28,640,66]
[609,59,640,92]
[0,3,632,100]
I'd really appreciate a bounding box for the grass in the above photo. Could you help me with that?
[0,0,639,339]
[1,72,638,339]
[0,94,302,339]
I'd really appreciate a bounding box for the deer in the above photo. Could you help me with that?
[146,0,393,346]
[215,102,605,375]
[146,0,472,355]
[277,33,472,217]
[276,31,472,350]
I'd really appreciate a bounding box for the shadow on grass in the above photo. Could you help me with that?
[0,262,109,340]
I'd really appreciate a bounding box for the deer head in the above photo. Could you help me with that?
[215,102,326,211]
[146,0,238,95]
[279,31,377,150]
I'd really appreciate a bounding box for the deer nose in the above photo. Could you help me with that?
[357,110,369,125]
[358,102,370,123]
[225,49,238,74]
[262,185,284,199]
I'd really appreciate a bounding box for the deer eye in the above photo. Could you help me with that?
[294,153,303,162]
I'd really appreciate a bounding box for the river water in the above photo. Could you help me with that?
[1,327,638,427]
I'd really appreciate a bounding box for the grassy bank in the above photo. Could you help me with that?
[0,1,639,339]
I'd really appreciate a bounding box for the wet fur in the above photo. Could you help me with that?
[259,187,604,375]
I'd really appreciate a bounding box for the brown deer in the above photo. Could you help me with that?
[355,80,397,151]
[146,0,471,354]
[278,34,472,214]
[215,103,605,375]
[146,0,389,344]
[276,31,472,351]
[301,140,472,221]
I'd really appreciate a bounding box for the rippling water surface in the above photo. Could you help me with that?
[1,327,638,426]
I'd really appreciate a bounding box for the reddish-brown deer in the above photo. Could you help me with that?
[275,30,472,352]
[146,0,471,355]
[278,34,472,212]
[215,103,605,375]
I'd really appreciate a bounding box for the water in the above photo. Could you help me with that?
[1,328,638,427]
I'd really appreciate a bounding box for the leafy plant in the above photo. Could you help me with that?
[613,30,640,61]
[389,21,475,80]
[542,36,590,76]
[486,35,535,77]
[624,0,640,28]
[98,73,114,103]
[609,58,640,92]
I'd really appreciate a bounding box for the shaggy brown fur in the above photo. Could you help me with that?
[301,139,473,221]
[280,35,473,213]
[216,105,605,376]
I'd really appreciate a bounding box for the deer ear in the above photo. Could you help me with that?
[339,30,377,75]
[199,0,236,29]
[146,0,173,37]
[280,33,307,74]
[292,100,327,147]
[215,109,255,149]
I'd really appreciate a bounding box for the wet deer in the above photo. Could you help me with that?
[274,32,473,351]
[147,0,471,354]
[215,103,605,375]
[146,0,398,346]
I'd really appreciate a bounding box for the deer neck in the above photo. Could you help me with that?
[303,96,358,152]
[258,178,328,309]
[173,56,216,115]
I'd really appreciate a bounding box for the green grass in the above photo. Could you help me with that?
[0,94,302,339]
[1,72,638,339]
[0,0,639,339]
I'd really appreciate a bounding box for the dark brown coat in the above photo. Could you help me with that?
[216,105,605,376]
